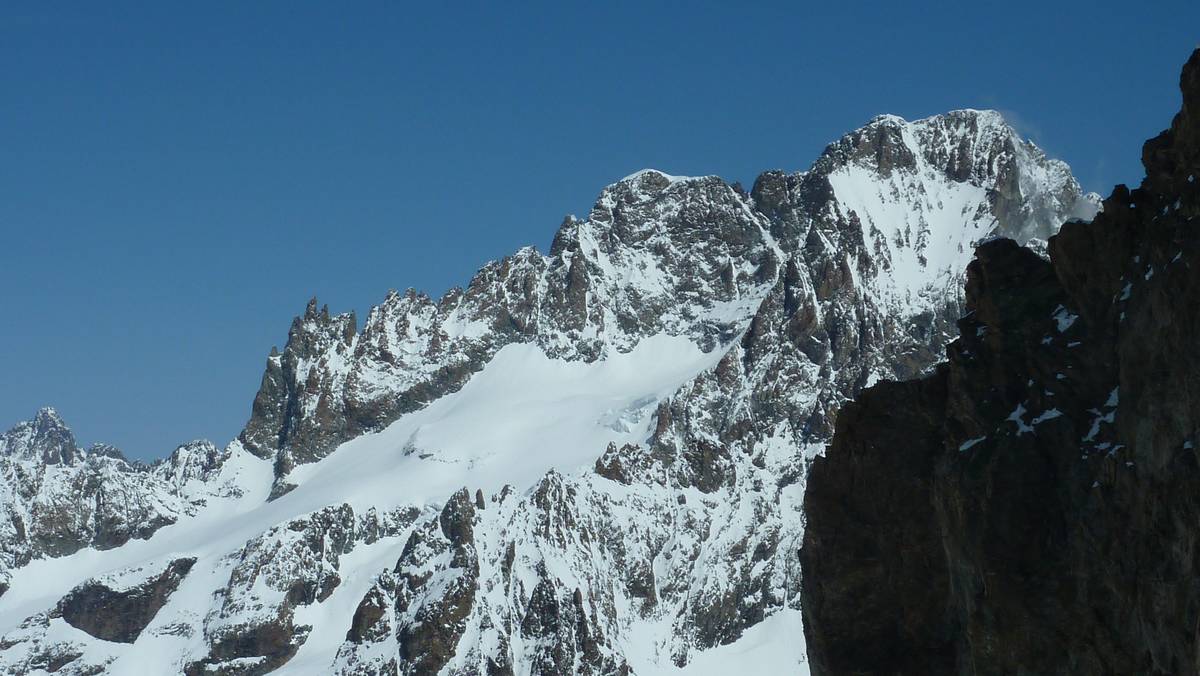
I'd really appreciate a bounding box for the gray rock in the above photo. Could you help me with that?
[57,557,196,643]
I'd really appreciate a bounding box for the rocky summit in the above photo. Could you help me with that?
[0,104,1096,674]
[802,49,1200,675]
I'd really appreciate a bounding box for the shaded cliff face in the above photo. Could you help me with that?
[802,48,1200,675]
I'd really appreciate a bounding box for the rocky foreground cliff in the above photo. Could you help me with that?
[0,104,1096,674]
[801,49,1200,675]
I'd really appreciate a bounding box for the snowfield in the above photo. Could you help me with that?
[1,336,813,674]
[284,334,725,508]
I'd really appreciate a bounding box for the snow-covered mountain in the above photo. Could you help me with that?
[0,109,1098,675]
[801,48,1200,675]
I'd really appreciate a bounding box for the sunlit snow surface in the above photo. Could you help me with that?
[669,609,808,675]
[827,110,1099,317]
[283,334,723,508]
[829,162,993,309]
[0,335,809,674]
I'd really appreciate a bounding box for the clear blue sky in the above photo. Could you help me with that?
[2,2,1197,460]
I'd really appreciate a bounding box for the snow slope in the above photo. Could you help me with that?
[0,336,723,671]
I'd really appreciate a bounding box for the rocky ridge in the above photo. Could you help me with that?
[0,107,1097,674]
[240,110,1096,497]
[0,408,238,600]
[801,49,1200,675]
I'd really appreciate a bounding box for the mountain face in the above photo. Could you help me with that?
[0,409,235,598]
[801,49,1200,675]
[0,108,1096,675]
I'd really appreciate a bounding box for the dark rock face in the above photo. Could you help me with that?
[240,298,360,467]
[802,49,1200,675]
[519,577,627,675]
[57,557,196,643]
[394,488,479,676]
[802,369,956,674]
[346,582,394,646]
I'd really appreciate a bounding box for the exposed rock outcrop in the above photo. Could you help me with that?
[185,503,365,675]
[802,48,1200,675]
[57,557,196,643]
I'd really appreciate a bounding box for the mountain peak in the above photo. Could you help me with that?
[597,169,724,207]
[32,406,65,430]
[1,407,80,465]
[866,112,907,126]
[618,168,702,184]
[802,47,1200,676]
[820,107,1024,175]
[862,108,1010,133]
[933,107,1008,123]
[795,106,1101,315]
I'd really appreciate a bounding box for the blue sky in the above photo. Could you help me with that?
[2,2,1197,460]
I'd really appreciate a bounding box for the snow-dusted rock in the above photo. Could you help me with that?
[0,410,238,601]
